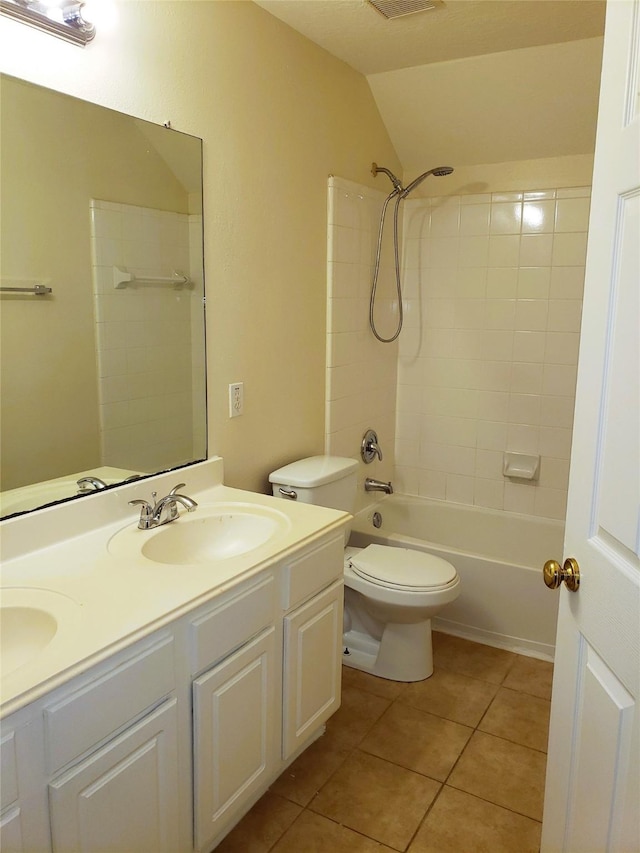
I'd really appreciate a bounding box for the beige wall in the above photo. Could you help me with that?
[0,1,400,494]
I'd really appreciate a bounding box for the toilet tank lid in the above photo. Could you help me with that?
[269,456,358,487]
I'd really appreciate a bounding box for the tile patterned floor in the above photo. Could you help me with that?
[216,632,553,853]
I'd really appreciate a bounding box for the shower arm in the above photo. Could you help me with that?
[371,162,403,193]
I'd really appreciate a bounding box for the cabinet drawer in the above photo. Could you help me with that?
[44,634,174,773]
[283,535,344,611]
[190,574,276,674]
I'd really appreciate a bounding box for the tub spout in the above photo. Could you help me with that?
[365,478,394,495]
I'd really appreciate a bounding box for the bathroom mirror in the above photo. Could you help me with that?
[0,74,207,518]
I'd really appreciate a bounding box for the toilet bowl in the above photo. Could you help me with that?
[269,455,461,682]
[342,545,460,681]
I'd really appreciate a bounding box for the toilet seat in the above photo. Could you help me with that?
[348,544,457,592]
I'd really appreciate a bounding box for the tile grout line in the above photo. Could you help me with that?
[270,687,397,849]
[359,659,550,833]
[436,658,548,827]
[263,647,551,851]
[401,780,447,853]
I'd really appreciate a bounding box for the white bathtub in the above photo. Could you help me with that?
[349,494,564,661]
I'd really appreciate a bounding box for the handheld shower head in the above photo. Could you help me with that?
[369,160,455,344]
[400,166,454,198]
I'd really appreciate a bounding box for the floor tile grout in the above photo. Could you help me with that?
[269,678,548,846]
[226,635,552,852]
[437,783,544,826]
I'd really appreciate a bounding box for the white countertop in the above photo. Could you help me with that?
[0,459,349,718]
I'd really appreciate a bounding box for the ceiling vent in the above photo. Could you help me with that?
[367,0,444,20]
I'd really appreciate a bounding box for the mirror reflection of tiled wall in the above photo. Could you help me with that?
[90,199,202,473]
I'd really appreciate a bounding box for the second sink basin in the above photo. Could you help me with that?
[109,502,292,565]
[1,588,80,677]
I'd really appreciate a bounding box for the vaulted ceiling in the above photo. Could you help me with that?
[253,0,606,173]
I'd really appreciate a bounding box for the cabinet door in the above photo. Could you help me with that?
[193,626,278,853]
[1,724,50,853]
[48,698,179,853]
[0,807,24,853]
[283,579,343,759]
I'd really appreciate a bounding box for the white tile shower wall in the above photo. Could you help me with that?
[395,187,590,520]
[326,177,398,510]
[90,199,198,474]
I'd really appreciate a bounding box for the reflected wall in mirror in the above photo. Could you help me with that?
[0,74,207,518]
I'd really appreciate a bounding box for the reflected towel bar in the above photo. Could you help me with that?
[0,284,52,295]
[113,266,191,289]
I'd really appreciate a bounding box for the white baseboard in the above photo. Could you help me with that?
[433,617,555,662]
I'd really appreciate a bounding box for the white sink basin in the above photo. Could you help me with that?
[0,588,80,677]
[109,502,292,565]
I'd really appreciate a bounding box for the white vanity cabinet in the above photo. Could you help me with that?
[0,524,347,853]
[191,534,345,850]
[281,535,344,759]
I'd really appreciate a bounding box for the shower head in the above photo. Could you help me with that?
[400,166,454,198]
[371,162,403,193]
[372,162,454,198]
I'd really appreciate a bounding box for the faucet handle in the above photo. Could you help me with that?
[361,429,383,463]
[129,499,154,529]
[129,499,152,509]
[168,483,186,496]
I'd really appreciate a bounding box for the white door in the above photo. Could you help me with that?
[540,2,640,851]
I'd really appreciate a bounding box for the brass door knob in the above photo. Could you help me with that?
[543,558,580,592]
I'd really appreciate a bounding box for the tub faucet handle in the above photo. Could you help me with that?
[361,429,383,463]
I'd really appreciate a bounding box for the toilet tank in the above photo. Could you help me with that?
[269,456,358,516]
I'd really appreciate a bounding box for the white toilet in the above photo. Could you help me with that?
[269,456,461,682]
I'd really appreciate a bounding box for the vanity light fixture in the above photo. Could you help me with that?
[0,0,95,45]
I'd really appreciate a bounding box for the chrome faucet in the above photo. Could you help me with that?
[77,476,108,493]
[365,477,394,495]
[129,483,198,529]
